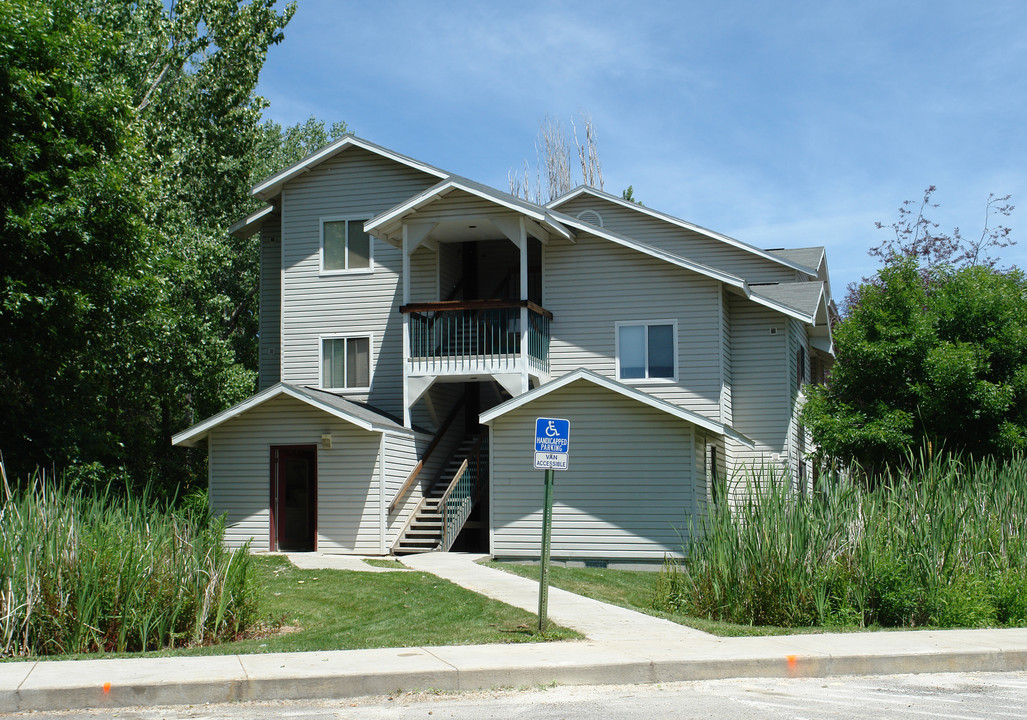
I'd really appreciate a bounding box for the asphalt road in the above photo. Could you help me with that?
[17,671,1027,719]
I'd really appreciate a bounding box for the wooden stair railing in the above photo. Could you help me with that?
[389,399,464,515]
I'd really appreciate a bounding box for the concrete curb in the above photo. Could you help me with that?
[3,633,1027,713]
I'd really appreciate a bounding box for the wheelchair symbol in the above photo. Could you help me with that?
[545,420,559,437]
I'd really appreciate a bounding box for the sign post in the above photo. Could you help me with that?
[534,417,569,634]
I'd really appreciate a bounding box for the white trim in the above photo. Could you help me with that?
[365,177,573,242]
[252,135,448,201]
[378,434,387,555]
[488,423,495,557]
[547,186,818,277]
[614,319,679,383]
[171,383,414,448]
[479,368,754,447]
[320,215,374,275]
[319,332,374,393]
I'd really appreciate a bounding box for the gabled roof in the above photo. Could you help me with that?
[548,186,818,277]
[228,204,276,239]
[749,282,827,324]
[251,134,449,202]
[365,175,574,242]
[171,383,413,448]
[479,369,754,446]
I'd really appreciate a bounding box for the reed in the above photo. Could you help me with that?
[0,460,255,656]
[654,452,1027,628]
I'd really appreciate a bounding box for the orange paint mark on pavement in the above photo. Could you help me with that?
[103,682,111,694]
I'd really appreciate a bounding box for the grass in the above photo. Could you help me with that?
[26,556,580,660]
[484,561,809,637]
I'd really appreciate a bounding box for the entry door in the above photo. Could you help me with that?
[271,445,317,551]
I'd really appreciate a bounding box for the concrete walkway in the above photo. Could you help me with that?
[2,553,1026,713]
[400,552,709,644]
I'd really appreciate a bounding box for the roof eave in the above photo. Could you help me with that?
[171,384,412,448]
[251,135,449,202]
[479,369,754,447]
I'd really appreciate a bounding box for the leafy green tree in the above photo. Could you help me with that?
[803,258,1027,474]
[0,0,148,477]
[0,0,295,492]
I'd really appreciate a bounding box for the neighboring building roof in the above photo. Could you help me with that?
[548,186,818,277]
[251,134,449,202]
[171,383,414,448]
[479,368,754,447]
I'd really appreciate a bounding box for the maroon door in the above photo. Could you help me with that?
[270,445,317,551]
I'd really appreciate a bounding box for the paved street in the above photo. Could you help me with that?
[21,671,1027,720]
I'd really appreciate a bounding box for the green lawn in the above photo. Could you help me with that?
[26,556,579,661]
[484,562,854,637]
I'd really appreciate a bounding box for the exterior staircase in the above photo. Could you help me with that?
[393,433,487,555]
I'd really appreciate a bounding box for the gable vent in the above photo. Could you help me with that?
[576,209,603,227]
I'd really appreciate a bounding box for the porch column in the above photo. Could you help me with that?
[402,225,411,427]
[519,218,529,395]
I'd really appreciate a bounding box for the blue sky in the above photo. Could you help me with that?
[255,0,1027,295]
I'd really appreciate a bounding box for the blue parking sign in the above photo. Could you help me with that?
[535,417,570,453]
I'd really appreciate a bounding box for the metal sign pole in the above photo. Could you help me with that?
[538,467,554,634]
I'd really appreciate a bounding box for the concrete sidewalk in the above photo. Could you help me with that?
[2,554,1026,713]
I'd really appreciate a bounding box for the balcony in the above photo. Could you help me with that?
[400,300,552,379]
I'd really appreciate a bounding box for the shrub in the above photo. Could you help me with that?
[654,452,1027,630]
[0,461,255,656]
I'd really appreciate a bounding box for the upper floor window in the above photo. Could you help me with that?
[322,335,371,391]
[321,217,372,273]
[616,321,677,381]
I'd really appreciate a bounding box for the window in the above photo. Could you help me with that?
[321,336,371,390]
[321,218,371,273]
[616,321,676,381]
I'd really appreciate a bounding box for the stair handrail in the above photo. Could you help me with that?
[389,399,465,514]
[440,430,488,552]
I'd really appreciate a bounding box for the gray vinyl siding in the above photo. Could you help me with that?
[279,147,438,416]
[490,381,697,561]
[383,431,425,546]
[545,234,723,422]
[259,220,282,390]
[556,195,798,284]
[728,294,790,480]
[207,394,384,553]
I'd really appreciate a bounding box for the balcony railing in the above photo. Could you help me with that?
[400,300,552,376]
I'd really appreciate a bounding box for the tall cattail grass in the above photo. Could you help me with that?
[0,460,255,656]
[654,452,1027,628]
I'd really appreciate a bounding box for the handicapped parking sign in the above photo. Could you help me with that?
[534,417,569,470]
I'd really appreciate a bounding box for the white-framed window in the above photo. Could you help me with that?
[320,216,372,274]
[320,334,372,391]
[615,320,677,382]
